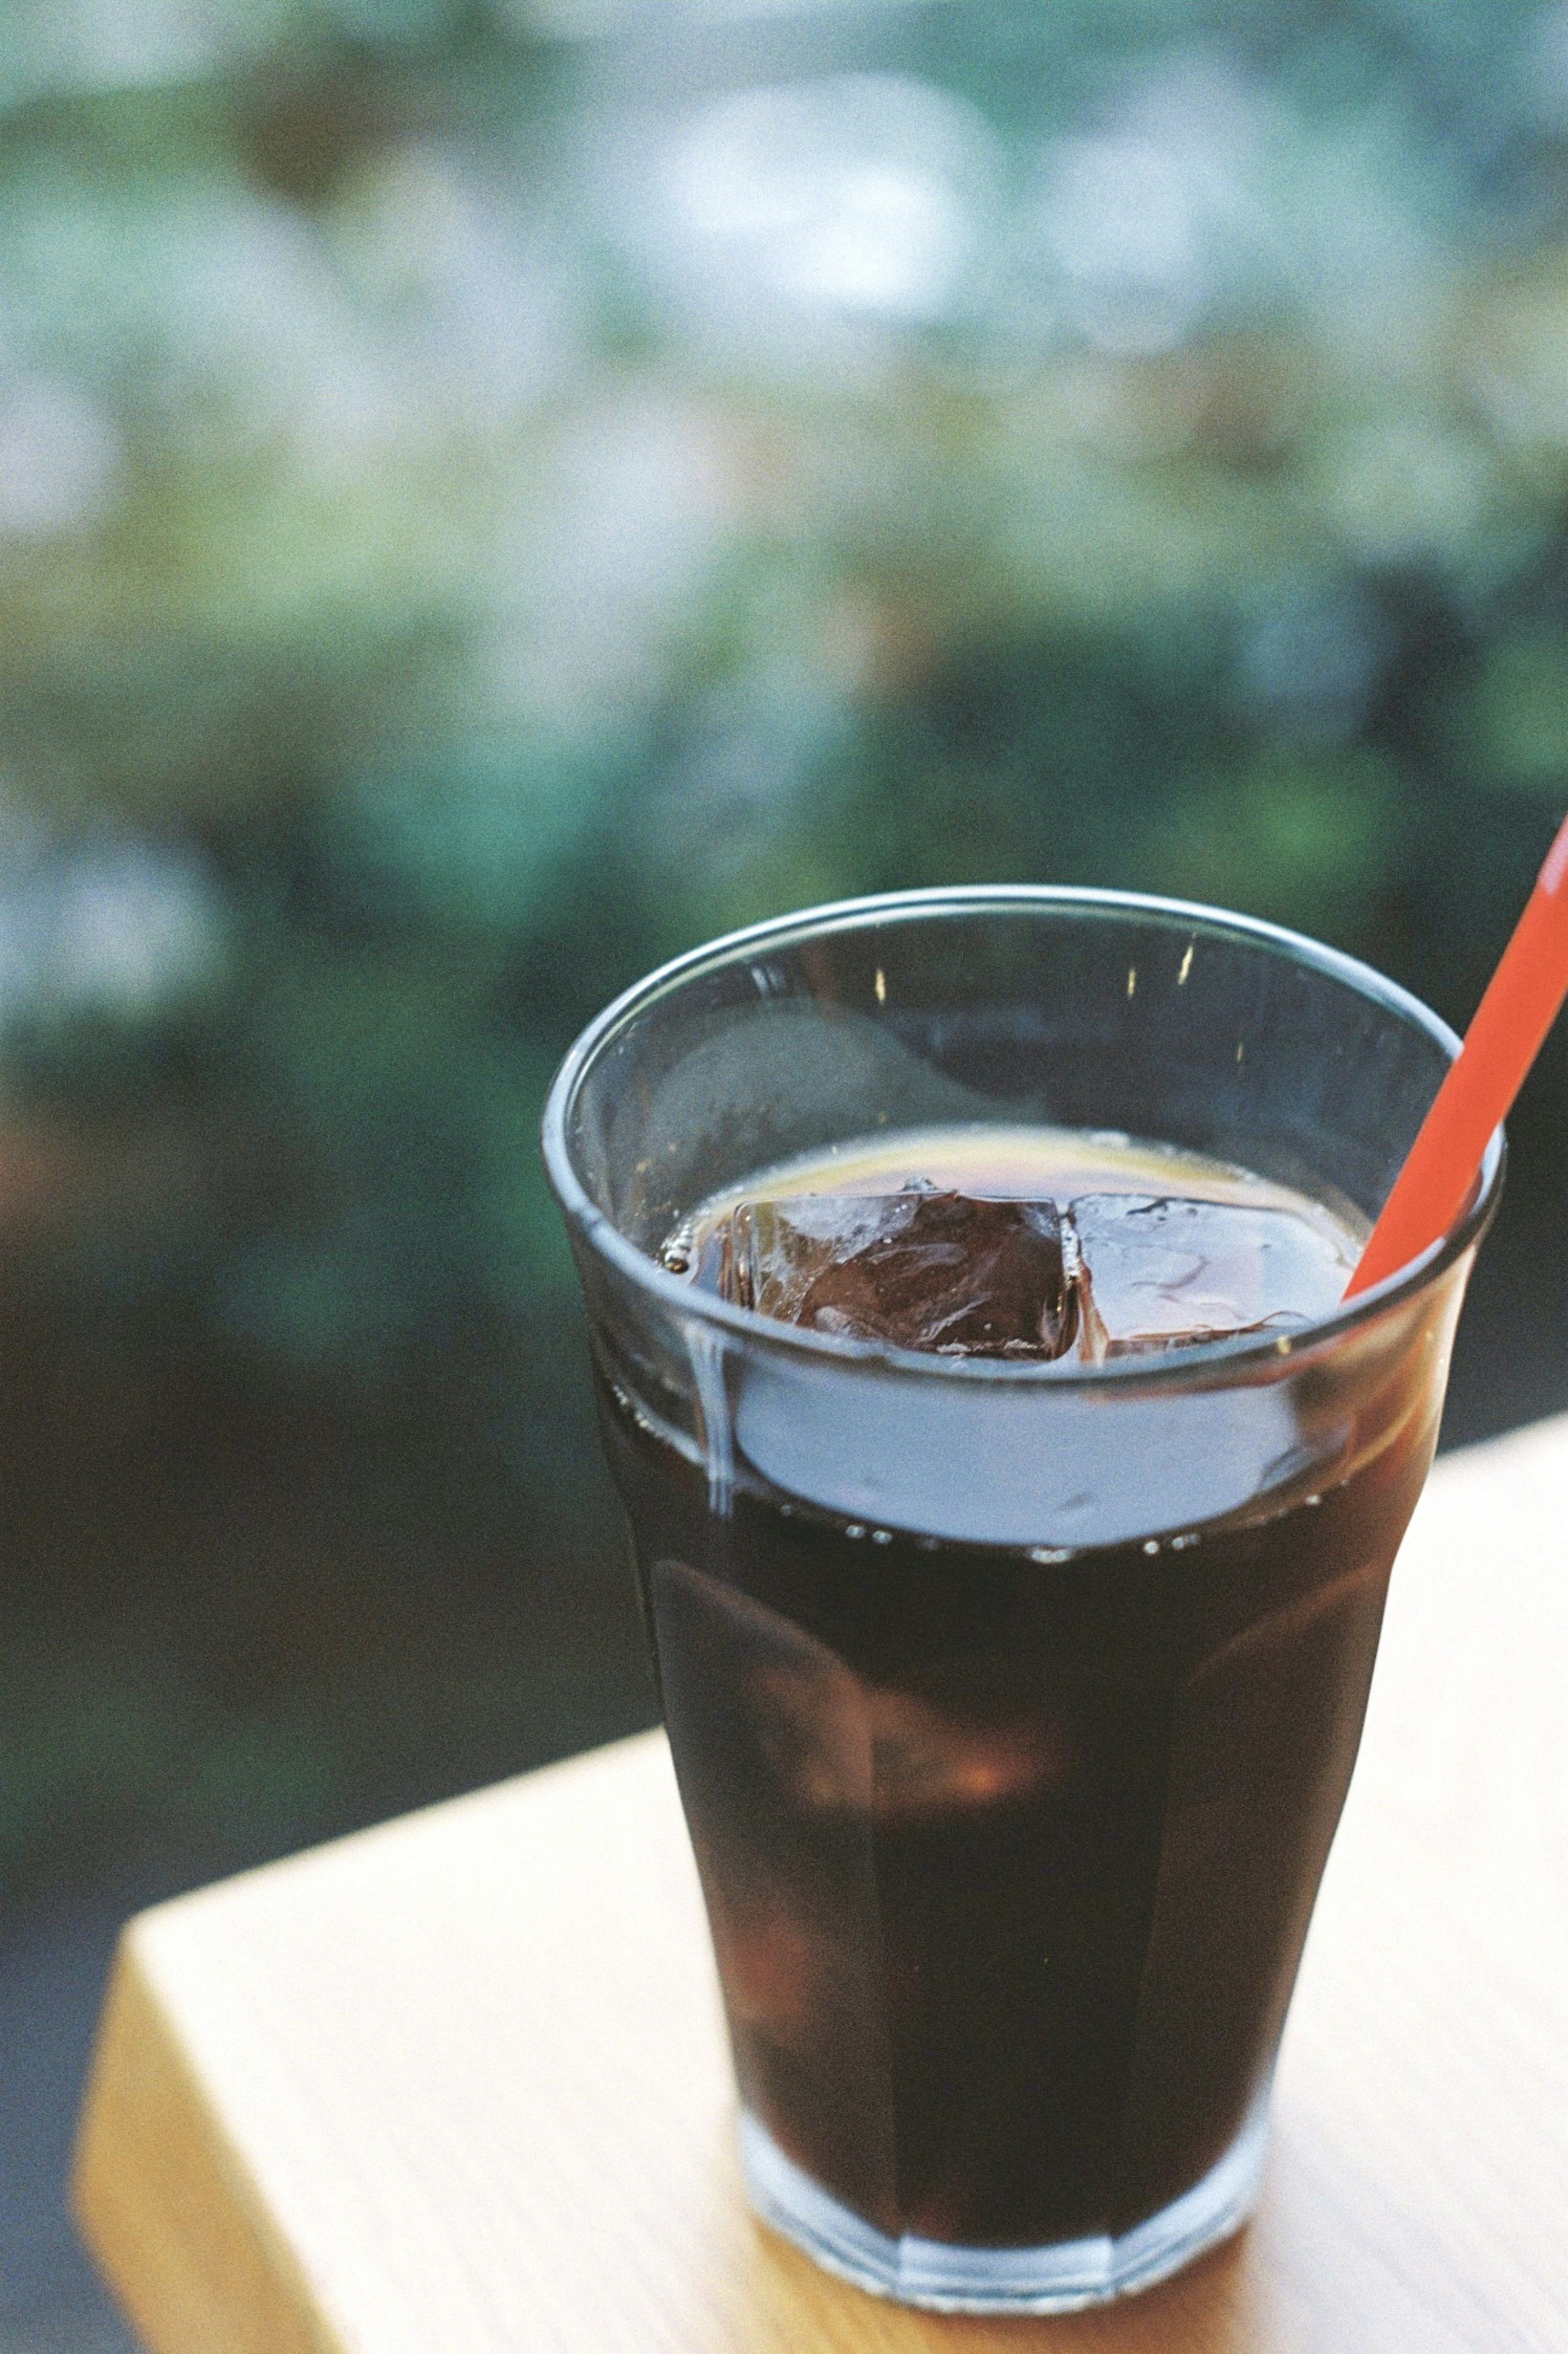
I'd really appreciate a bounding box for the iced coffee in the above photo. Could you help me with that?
[545,890,1498,2309]
[601,1126,1403,2252]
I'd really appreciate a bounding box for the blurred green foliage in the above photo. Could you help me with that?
[0,0,1565,1888]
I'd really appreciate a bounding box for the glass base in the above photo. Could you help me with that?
[738,2096,1271,2314]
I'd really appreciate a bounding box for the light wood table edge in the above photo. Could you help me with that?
[74,1923,346,2354]
[65,1420,1568,2354]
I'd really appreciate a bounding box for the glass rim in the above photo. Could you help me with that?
[541,884,1504,1389]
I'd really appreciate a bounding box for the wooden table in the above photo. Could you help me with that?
[74,1416,1568,2353]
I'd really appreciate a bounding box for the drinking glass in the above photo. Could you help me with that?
[542,887,1500,2313]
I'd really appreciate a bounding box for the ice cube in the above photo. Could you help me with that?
[1067,1194,1340,1357]
[865,1685,1069,1817]
[707,1191,1074,1359]
[659,1561,1066,1824]
[753,1662,1067,1817]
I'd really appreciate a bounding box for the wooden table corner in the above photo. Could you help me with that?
[74,1416,1568,2353]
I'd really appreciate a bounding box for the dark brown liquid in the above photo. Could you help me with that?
[601,1130,1428,2248]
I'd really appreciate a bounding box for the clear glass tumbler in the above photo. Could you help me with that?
[542,887,1500,2314]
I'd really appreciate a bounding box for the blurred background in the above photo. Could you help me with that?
[0,1,1563,2343]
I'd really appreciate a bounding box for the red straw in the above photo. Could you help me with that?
[1345,810,1568,1298]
